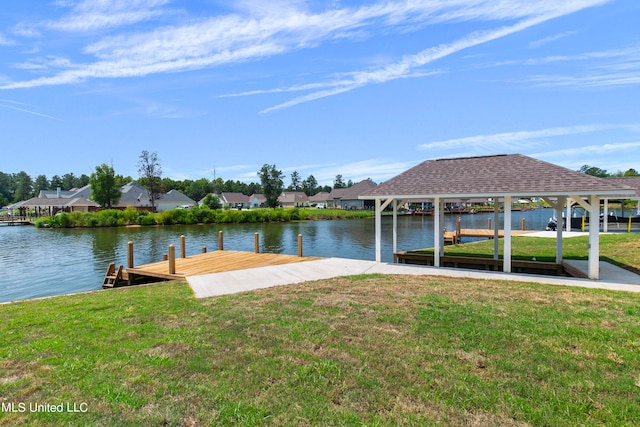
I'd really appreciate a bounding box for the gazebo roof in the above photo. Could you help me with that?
[361,154,634,199]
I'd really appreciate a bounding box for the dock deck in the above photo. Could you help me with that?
[124,250,322,283]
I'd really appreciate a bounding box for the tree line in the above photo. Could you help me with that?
[0,150,360,209]
[579,165,639,178]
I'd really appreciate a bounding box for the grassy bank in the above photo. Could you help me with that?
[34,207,373,228]
[1,276,639,426]
[1,234,639,426]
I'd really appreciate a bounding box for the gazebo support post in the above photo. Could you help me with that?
[543,197,566,265]
[588,194,600,279]
[570,195,601,279]
[374,198,393,263]
[434,197,441,267]
[392,200,398,255]
[603,198,609,232]
[503,196,512,273]
[375,199,382,262]
[493,199,499,260]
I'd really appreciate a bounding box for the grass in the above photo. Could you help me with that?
[414,233,640,275]
[1,235,640,426]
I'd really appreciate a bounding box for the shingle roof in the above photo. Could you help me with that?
[606,177,640,198]
[163,190,196,204]
[360,154,634,199]
[330,180,378,200]
[220,192,249,204]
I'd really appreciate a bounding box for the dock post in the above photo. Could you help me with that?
[202,247,207,253]
[127,241,134,268]
[254,232,259,253]
[168,244,176,274]
[488,218,492,230]
[522,218,526,231]
[180,235,186,258]
[218,231,224,251]
[163,254,168,261]
[297,234,303,257]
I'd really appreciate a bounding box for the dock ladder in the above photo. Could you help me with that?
[102,263,125,288]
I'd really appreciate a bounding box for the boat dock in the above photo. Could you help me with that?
[126,250,321,282]
[103,232,320,288]
[0,216,33,226]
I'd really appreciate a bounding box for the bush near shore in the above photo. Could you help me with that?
[34,207,373,228]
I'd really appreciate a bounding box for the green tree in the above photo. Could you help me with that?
[288,171,302,191]
[61,173,76,190]
[34,175,49,195]
[13,171,33,202]
[302,174,318,196]
[334,174,346,189]
[201,193,221,210]
[90,164,122,208]
[138,150,164,211]
[258,164,284,208]
[187,178,211,202]
[0,172,12,206]
[579,165,609,178]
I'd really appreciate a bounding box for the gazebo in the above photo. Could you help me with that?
[360,154,635,280]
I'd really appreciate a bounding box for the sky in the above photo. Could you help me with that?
[1,0,639,187]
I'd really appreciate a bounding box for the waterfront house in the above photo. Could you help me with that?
[329,180,377,210]
[218,192,250,209]
[248,194,266,208]
[278,192,309,208]
[308,191,331,208]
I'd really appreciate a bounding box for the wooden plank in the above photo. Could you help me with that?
[125,250,322,282]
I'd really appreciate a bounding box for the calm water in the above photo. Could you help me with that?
[0,208,555,303]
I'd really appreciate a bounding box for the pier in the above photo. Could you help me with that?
[103,232,318,288]
[0,216,33,226]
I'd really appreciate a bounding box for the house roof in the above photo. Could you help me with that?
[308,191,330,202]
[120,182,150,202]
[249,194,266,202]
[220,192,249,204]
[360,154,634,199]
[278,192,308,203]
[10,197,99,209]
[161,190,196,204]
[331,180,378,200]
[38,184,92,199]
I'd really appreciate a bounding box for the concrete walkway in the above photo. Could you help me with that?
[187,257,640,299]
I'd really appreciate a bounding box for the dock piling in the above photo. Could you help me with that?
[127,241,134,268]
[180,235,186,258]
[254,232,259,253]
[218,231,224,251]
[298,234,303,257]
[168,244,176,274]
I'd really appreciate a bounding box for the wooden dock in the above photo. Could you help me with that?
[107,250,322,287]
[0,216,33,226]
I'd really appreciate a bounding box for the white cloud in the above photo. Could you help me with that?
[529,30,579,48]
[418,124,619,151]
[1,0,611,92]
[47,0,170,32]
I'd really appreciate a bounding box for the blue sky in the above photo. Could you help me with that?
[1,0,639,187]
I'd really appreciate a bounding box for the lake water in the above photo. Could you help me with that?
[0,208,556,303]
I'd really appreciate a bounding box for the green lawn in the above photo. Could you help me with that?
[1,234,639,426]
